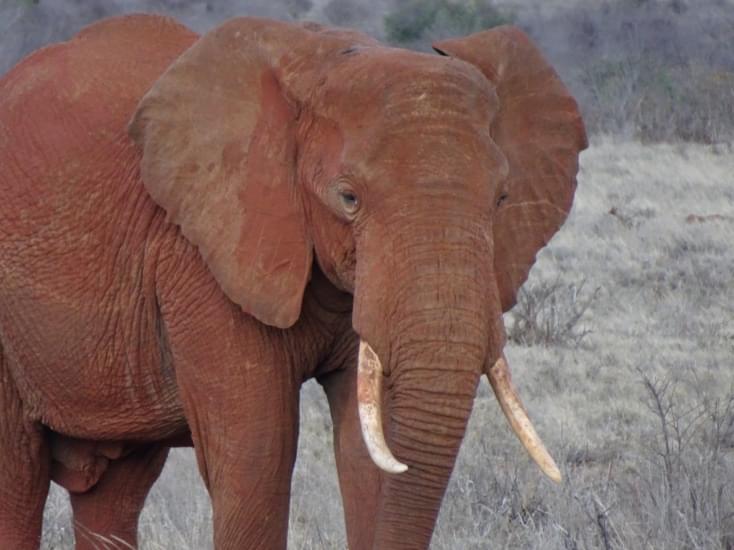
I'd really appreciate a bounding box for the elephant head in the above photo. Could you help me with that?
[130,18,586,547]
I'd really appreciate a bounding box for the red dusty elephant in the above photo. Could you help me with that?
[0,13,586,550]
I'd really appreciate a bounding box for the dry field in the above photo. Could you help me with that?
[38,138,734,548]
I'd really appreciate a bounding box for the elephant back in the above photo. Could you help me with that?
[0,14,197,203]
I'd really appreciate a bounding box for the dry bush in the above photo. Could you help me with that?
[629,366,734,549]
[507,278,598,348]
[579,54,734,144]
[523,0,734,143]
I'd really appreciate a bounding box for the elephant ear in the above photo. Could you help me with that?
[130,19,315,329]
[433,26,587,311]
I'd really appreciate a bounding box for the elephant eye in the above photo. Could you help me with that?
[338,188,360,216]
[496,193,509,208]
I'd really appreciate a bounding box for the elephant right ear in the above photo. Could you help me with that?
[434,27,588,312]
[130,19,313,329]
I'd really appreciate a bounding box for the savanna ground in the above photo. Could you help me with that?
[2,0,732,548]
[40,139,734,549]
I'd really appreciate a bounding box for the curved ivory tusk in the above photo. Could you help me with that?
[357,340,408,474]
[487,356,562,483]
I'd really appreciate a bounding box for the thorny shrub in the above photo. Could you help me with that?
[508,278,598,348]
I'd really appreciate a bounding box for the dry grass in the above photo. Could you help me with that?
[39,139,734,548]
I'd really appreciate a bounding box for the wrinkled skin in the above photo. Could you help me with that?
[0,14,586,550]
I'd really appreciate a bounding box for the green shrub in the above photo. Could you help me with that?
[384,0,511,48]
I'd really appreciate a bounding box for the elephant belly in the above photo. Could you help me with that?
[0,294,187,441]
[0,196,187,441]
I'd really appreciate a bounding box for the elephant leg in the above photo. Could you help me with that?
[320,365,382,550]
[179,371,300,550]
[70,445,169,550]
[0,353,50,550]
[158,262,303,549]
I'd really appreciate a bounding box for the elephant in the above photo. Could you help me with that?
[0,13,586,550]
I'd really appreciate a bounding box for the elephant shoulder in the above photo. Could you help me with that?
[73,14,199,87]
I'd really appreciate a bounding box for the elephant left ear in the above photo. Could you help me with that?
[129,19,315,329]
[433,26,588,311]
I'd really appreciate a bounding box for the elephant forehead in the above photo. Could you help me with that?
[303,48,505,197]
[345,97,501,184]
[322,49,497,127]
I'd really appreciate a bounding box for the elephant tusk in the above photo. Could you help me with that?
[486,355,562,483]
[357,340,408,474]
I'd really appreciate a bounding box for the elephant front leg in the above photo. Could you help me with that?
[171,324,301,550]
[183,375,300,550]
[320,365,383,550]
[158,261,305,549]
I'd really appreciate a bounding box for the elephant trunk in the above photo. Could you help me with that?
[352,215,493,545]
[374,338,483,548]
[352,211,560,545]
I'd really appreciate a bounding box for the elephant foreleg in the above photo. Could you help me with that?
[69,444,169,550]
[158,262,303,549]
[320,365,383,550]
[0,352,51,550]
[179,374,300,550]
[178,364,300,550]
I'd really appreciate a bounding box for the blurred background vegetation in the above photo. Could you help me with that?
[2,0,733,144]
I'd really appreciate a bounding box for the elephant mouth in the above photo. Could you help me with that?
[356,339,561,482]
